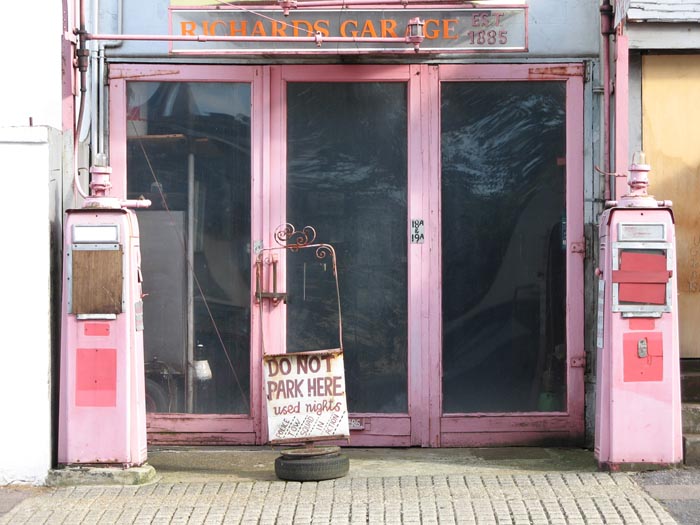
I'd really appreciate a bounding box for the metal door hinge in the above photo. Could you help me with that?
[571,356,586,368]
[571,240,586,256]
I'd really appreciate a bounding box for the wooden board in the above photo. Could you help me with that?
[71,248,123,314]
[643,55,700,357]
[629,1,700,22]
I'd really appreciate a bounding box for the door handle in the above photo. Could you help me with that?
[255,256,287,305]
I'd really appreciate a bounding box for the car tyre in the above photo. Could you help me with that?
[145,377,170,413]
[274,453,349,481]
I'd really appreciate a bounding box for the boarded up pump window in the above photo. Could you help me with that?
[71,248,123,314]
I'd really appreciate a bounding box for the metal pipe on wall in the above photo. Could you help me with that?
[600,0,613,201]
[98,45,105,156]
[187,152,196,413]
[73,0,89,199]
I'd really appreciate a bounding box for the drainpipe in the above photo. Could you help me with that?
[600,0,614,202]
[73,0,89,199]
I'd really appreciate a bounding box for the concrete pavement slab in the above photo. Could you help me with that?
[0,472,677,524]
[636,468,700,525]
[0,448,692,524]
[146,446,599,483]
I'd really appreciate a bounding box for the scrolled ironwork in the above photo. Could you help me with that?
[259,224,344,350]
[315,245,334,261]
[274,223,317,248]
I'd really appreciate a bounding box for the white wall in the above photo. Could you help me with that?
[0,0,64,485]
[0,3,63,129]
[0,127,60,485]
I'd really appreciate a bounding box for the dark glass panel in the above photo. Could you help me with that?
[127,82,251,414]
[286,82,408,413]
[441,81,567,413]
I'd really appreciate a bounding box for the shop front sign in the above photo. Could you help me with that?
[170,6,527,53]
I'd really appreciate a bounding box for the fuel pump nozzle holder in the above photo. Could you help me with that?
[83,155,152,210]
[616,151,672,209]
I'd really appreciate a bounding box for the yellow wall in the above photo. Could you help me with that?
[643,55,700,358]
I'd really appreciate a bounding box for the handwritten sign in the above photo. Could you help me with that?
[263,349,350,443]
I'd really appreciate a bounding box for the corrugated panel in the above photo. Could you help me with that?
[629,1,700,22]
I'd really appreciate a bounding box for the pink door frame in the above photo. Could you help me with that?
[108,62,585,447]
[109,64,264,444]
[436,64,585,446]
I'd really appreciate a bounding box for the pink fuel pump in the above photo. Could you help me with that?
[58,158,152,466]
[595,152,683,470]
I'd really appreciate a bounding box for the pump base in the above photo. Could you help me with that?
[597,460,683,473]
[47,464,157,486]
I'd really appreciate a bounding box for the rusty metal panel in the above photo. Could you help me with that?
[71,248,123,314]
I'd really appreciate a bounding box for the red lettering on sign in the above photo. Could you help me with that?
[309,356,321,373]
[424,19,440,40]
[314,20,330,37]
[472,13,488,27]
[360,20,378,38]
[340,19,359,37]
[266,378,304,400]
[229,21,248,36]
[271,21,287,37]
[180,21,196,35]
[292,20,313,37]
[307,375,343,397]
[204,20,225,35]
[273,401,300,415]
[380,19,398,37]
[443,19,458,40]
[279,357,291,375]
[251,20,267,36]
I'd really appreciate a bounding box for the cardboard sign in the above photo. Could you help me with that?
[263,349,350,443]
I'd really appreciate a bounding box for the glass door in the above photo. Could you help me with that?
[110,63,585,447]
[269,66,417,446]
[437,65,585,446]
[111,65,262,444]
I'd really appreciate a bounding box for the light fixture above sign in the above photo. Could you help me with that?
[405,17,425,52]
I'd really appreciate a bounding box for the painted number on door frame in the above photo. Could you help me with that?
[411,219,425,244]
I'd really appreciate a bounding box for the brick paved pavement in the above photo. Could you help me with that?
[0,473,677,524]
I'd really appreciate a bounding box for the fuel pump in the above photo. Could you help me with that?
[595,153,683,470]
[58,159,152,466]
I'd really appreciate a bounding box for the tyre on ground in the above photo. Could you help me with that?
[274,453,349,481]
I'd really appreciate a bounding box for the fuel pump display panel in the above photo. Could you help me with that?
[611,243,673,314]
